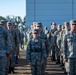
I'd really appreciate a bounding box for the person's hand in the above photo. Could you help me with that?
[58,46,60,48]
[64,58,68,62]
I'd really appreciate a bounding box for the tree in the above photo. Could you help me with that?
[0,16,6,20]
[21,16,26,30]
[6,15,15,22]
[15,16,22,26]
[23,16,26,25]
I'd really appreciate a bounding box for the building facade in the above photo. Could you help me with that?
[26,0,76,28]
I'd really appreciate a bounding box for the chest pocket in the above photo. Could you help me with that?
[67,37,73,46]
[31,42,42,52]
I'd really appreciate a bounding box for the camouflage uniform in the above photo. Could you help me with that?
[60,22,70,73]
[7,23,19,74]
[63,20,76,75]
[7,22,16,73]
[0,20,12,75]
[5,27,12,75]
[8,30,15,65]
[26,29,46,75]
[54,29,61,63]
[63,32,76,75]
[20,31,24,49]
[49,26,57,60]
[11,28,19,64]
[36,22,47,75]
[0,21,12,75]
[15,29,20,60]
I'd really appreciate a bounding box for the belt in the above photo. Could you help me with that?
[31,50,41,53]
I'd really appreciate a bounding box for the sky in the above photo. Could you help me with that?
[0,0,26,18]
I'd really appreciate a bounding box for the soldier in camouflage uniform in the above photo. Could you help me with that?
[0,20,12,75]
[49,22,57,61]
[0,20,13,75]
[54,24,62,64]
[26,29,46,75]
[14,24,21,63]
[63,20,76,75]
[36,22,47,75]
[26,22,37,42]
[6,22,19,73]
[7,22,16,73]
[59,22,70,73]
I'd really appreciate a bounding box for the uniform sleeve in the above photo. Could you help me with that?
[26,41,31,63]
[49,30,51,39]
[63,35,68,58]
[41,41,46,62]
[57,34,61,47]
[15,31,19,47]
[5,30,12,54]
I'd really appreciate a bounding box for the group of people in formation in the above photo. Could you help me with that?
[0,20,24,75]
[26,20,76,75]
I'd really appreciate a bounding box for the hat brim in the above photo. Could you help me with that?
[71,24,76,25]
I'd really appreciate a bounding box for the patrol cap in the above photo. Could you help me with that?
[0,20,7,25]
[52,22,56,25]
[7,22,12,26]
[12,22,15,26]
[33,22,37,26]
[32,29,39,34]
[70,20,76,25]
[64,22,69,25]
[58,24,62,27]
[36,22,42,27]
[44,26,47,29]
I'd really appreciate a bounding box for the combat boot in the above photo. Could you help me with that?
[11,67,15,73]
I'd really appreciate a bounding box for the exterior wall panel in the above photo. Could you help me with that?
[26,0,76,28]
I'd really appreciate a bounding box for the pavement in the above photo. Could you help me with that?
[9,46,66,75]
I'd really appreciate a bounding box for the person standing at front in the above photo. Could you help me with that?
[26,29,46,75]
[63,20,76,75]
